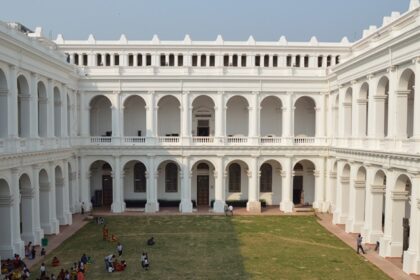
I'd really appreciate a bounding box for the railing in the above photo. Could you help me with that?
[158,136,179,144]
[294,137,315,144]
[227,136,248,144]
[192,136,214,144]
[124,137,146,144]
[91,137,112,143]
[260,137,282,144]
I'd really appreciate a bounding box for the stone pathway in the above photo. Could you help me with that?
[316,213,420,280]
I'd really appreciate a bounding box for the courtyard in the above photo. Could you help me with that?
[28,215,389,280]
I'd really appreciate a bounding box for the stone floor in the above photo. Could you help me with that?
[23,209,419,280]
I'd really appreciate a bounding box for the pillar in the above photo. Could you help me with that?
[29,73,38,140]
[213,157,225,213]
[179,157,193,213]
[8,65,18,138]
[146,91,156,137]
[48,163,59,234]
[181,92,191,144]
[333,161,348,224]
[248,92,259,141]
[356,98,368,137]
[346,163,366,233]
[111,156,125,213]
[215,92,225,142]
[395,90,411,138]
[31,165,43,245]
[10,168,24,257]
[412,57,420,138]
[313,158,325,211]
[145,156,159,212]
[0,186,14,258]
[61,161,72,224]
[46,79,55,138]
[79,91,90,137]
[79,157,92,211]
[246,157,261,213]
[324,158,337,213]
[315,94,325,138]
[280,157,293,213]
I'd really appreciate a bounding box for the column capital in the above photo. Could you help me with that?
[417,199,420,210]
[391,190,409,201]
[329,171,337,178]
[354,180,366,189]
[357,98,368,105]
[0,195,14,206]
[370,184,385,193]
[396,90,411,96]
[387,65,397,73]
[412,56,420,64]
[366,74,375,80]
[20,188,35,198]
[39,182,51,192]
[340,176,350,184]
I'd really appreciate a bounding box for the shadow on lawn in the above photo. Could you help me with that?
[29,215,250,280]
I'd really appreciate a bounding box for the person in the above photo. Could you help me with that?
[40,263,46,278]
[114,260,127,272]
[78,261,85,273]
[147,237,155,246]
[140,252,146,270]
[40,248,46,257]
[25,242,32,258]
[102,225,109,241]
[80,253,88,265]
[76,270,85,280]
[51,256,60,267]
[111,234,118,242]
[225,204,233,216]
[116,243,123,256]
[104,254,115,271]
[58,269,65,280]
[81,202,85,215]
[141,252,149,271]
[50,273,57,280]
[64,270,70,280]
[357,234,366,254]
[31,246,36,260]
[374,240,380,252]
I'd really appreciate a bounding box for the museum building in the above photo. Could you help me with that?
[0,0,419,275]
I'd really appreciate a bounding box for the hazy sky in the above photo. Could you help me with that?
[0,0,410,42]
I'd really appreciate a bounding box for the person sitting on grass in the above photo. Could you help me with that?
[51,256,60,267]
[114,260,127,272]
[147,237,155,246]
[58,268,65,280]
[77,270,85,280]
[111,234,118,242]
[224,204,233,216]
[40,248,46,257]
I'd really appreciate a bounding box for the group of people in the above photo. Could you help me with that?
[24,242,46,260]
[1,255,30,279]
[35,253,91,280]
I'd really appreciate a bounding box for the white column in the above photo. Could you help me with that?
[111,156,125,213]
[403,173,420,274]
[248,92,259,141]
[395,90,410,138]
[179,157,193,213]
[29,73,38,139]
[338,87,346,138]
[8,65,18,138]
[61,161,72,224]
[215,92,225,141]
[367,77,376,138]
[146,92,156,137]
[48,163,59,234]
[333,161,348,224]
[79,157,92,211]
[324,158,336,212]
[313,158,325,211]
[79,91,90,137]
[213,157,225,213]
[0,183,14,258]
[46,79,55,138]
[412,58,420,138]
[111,93,121,141]
[61,86,68,137]
[373,95,386,138]
[282,93,293,143]
[386,67,398,138]
[181,92,191,144]
[280,156,293,213]
[356,98,368,137]
[145,156,159,212]
[31,165,44,245]
[10,168,24,257]
[315,94,325,138]
[346,163,366,233]
[246,156,261,213]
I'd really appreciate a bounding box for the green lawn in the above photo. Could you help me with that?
[29,215,389,280]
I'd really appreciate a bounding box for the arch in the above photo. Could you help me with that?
[294,96,316,137]
[377,76,389,137]
[260,96,283,137]
[165,162,178,193]
[225,160,249,203]
[344,88,353,137]
[122,160,147,208]
[17,75,30,137]
[259,159,282,205]
[89,95,112,136]
[293,160,315,205]
[123,95,146,137]
[37,81,48,137]
[260,163,273,192]
[156,160,181,205]
[89,160,113,209]
[359,83,369,136]
[191,160,216,207]
[356,166,367,181]
[228,163,241,193]
[192,95,215,137]
[53,87,62,137]
[0,178,13,258]
[158,95,180,137]
[0,68,8,138]
[226,96,249,136]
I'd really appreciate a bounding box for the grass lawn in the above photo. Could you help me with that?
[29,215,390,280]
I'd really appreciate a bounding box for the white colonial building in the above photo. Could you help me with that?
[0,0,419,275]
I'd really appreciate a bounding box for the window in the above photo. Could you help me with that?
[264,55,269,67]
[228,163,241,192]
[114,54,119,66]
[65,53,70,63]
[146,54,152,66]
[209,55,215,67]
[255,55,261,67]
[318,55,323,67]
[134,162,146,193]
[241,55,247,67]
[169,54,175,66]
[260,163,272,192]
[327,55,332,67]
[201,54,207,67]
[304,55,309,68]
[128,54,134,66]
[74,54,79,65]
[165,163,178,192]
[82,54,88,66]
[232,55,238,67]
[273,55,278,67]
[137,54,143,66]
[197,163,209,170]
[295,55,301,67]
[105,54,111,66]
[335,55,340,65]
[192,55,198,66]
[223,55,229,67]
[97,54,102,66]
[160,54,166,66]
[286,55,292,67]
[178,54,183,66]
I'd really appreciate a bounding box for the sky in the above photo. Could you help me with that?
[0,0,410,42]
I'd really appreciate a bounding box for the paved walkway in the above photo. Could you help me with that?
[25,214,88,270]
[22,210,419,280]
[316,213,420,280]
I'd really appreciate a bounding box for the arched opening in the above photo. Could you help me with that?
[226,96,249,137]
[260,96,282,137]
[55,166,65,224]
[259,160,282,206]
[19,174,33,243]
[294,97,316,137]
[89,160,113,209]
[37,82,48,137]
[89,95,112,136]
[123,160,147,209]
[158,96,180,137]
[0,179,13,258]
[0,69,8,138]
[399,69,415,138]
[377,77,389,137]
[191,95,215,137]
[344,88,353,137]
[123,95,146,137]
[359,83,369,137]
[53,87,62,137]
[17,75,30,138]
[293,160,316,206]
[191,160,215,207]
[156,160,181,207]
[226,160,249,203]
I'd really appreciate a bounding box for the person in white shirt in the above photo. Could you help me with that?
[117,243,123,256]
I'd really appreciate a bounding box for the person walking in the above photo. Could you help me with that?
[357,234,366,254]
[116,243,123,257]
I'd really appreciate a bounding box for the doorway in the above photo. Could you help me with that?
[197,120,210,136]
[197,175,209,206]
[293,176,303,205]
[102,175,113,207]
